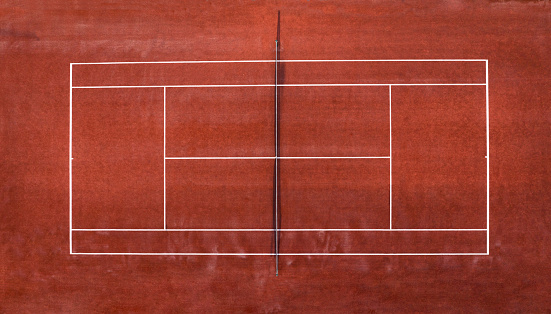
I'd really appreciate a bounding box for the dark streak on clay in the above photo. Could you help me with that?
[0,28,40,41]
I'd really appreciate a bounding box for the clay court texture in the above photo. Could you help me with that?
[2,1,551,312]
[70,60,489,256]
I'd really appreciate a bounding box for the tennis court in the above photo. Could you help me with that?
[70,59,488,257]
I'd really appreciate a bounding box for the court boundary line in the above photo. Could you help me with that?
[69,64,73,254]
[486,60,490,254]
[163,87,166,230]
[70,253,489,256]
[71,59,488,65]
[389,85,393,229]
[72,228,487,232]
[72,83,486,89]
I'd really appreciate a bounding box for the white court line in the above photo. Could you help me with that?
[166,157,276,160]
[71,83,486,89]
[72,228,487,232]
[165,156,390,160]
[163,87,166,230]
[69,64,73,254]
[72,84,272,89]
[280,156,389,159]
[389,85,392,229]
[70,252,489,256]
[486,60,490,254]
[283,84,485,86]
[70,59,488,65]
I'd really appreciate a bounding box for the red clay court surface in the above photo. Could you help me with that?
[2,1,551,312]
